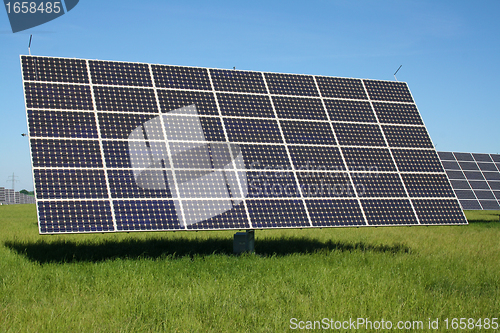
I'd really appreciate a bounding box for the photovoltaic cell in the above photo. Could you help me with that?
[218,93,274,118]
[22,57,88,83]
[28,110,98,138]
[90,61,152,87]
[210,69,267,94]
[325,100,376,123]
[372,102,423,125]
[280,120,336,145]
[364,80,414,103]
[316,77,367,100]
[152,65,211,90]
[382,125,433,148]
[273,96,327,120]
[94,86,158,113]
[21,55,466,234]
[157,90,218,116]
[25,82,92,110]
[264,73,319,97]
[333,123,386,147]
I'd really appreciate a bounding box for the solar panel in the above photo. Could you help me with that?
[438,151,500,210]
[21,55,468,234]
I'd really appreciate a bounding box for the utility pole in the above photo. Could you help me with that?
[7,173,19,191]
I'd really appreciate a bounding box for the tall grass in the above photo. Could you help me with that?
[1,205,499,332]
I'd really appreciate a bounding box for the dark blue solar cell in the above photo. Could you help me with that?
[479,200,500,210]
[438,151,455,160]
[364,80,413,103]
[34,169,108,199]
[200,117,226,142]
[342,147,396,172]
[108,169,173,198]
[218,93,274,118]
[296,172,355,198]
[28,110,98,138]
[90,60,152,87]
[210,69,267,93]
[98,113,160,139]
[352,173,406,198]
[392,149,443,172]
[22,56,89,83]
[458,161,479,171]
[306,199,365,226]
[454,190,476,200]
[272,96,327,120]
[441,161,461,170]
[31,139,102,168]
[316,76,367,100]
[333,123,386,147]
[186,201,250,230]
[247,199,310,228]
[93,86,157,113]
[265,73,319,97]
[114,200,181,231]
[372,102,423,125]
[281,120,335,145]
[240,144,292,170]
[157,90,218,116]
[361,199,418,225]
[459,200,482,210]
[402,174,455,198]
[325,100,376,123]
[38,201,113,233]
[247,171,300,198]
[288,145,345,171]
[152,65,211,90]
[446,170,466,180]
[25,82,92,110]
[224,118,283,143]
[383,125,433,148]
[412,199,467,224]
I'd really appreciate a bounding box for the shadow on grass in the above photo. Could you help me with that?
[4,237,412,264]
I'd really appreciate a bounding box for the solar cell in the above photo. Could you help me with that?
[372,102,423,125]
[325,100,376,123]
[459,200,482,210]
[21,55,467,234]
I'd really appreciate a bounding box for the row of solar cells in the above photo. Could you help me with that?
[439,152,500,210]
[27,110,432,148]
[22,56,414,102]
[37,198,464,233]
[29,139,442,172]
[23,83,422,125]
[33,170,453,200]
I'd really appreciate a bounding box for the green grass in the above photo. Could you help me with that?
[1,205,499,332]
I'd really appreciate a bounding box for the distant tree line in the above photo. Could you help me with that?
[19,189,35,196]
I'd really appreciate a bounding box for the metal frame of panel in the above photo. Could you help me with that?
[438,151,500,210]
[21,55,467,234]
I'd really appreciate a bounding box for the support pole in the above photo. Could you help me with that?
[233,230,255,254]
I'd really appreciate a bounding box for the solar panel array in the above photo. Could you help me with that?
[21,55,467,234]
[438,152,500,210]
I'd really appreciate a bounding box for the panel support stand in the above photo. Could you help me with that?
[233,230,255,254]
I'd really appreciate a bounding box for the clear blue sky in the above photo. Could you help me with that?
[1,0,499,191]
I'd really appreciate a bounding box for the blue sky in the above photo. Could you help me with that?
[1,0,499,191]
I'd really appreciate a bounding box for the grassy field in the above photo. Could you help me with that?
[0,204,499,332]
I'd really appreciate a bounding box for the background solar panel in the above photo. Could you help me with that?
[21,56,467,234]
[438,151,500,210]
